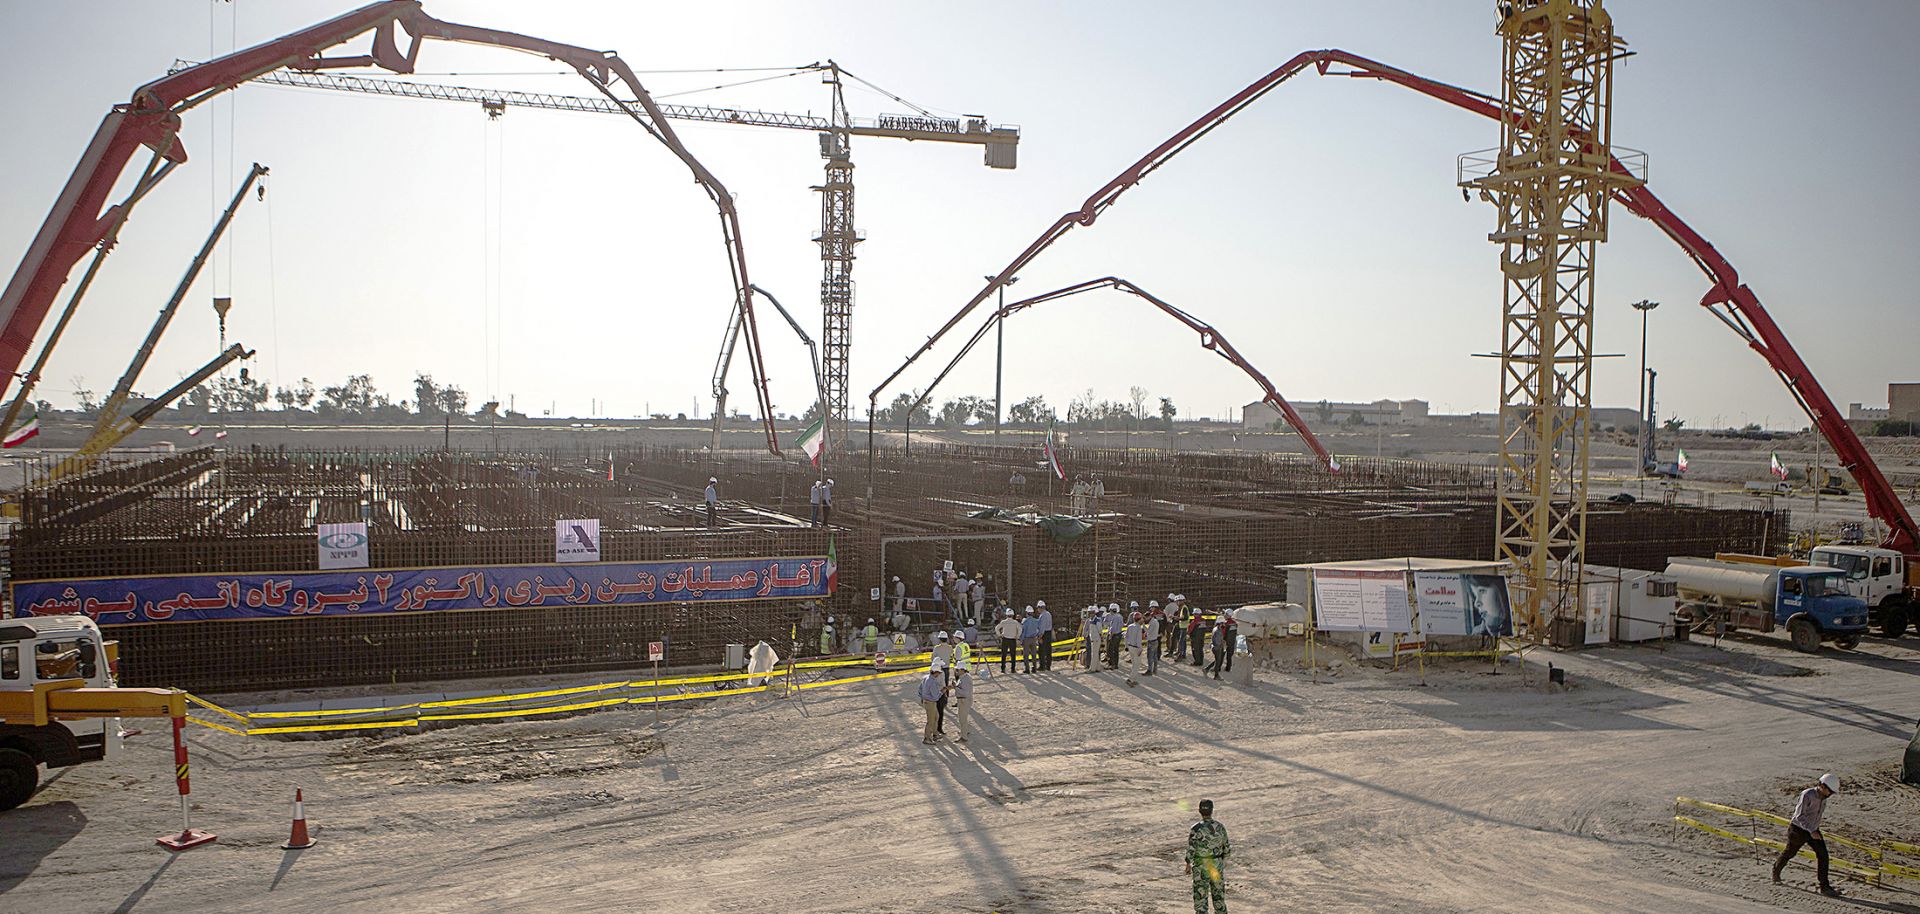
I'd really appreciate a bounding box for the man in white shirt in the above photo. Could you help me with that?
[808,478,824,527]
[821,478,835,526]
[1773,773,1843,896]
[703,477,719,527]
[994,609,1022,675]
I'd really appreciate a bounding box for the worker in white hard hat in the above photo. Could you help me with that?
[951,629,973,672]
[821,477,835,526]
[819,616,837,656]
[1773,773,1844,895]
[1081,606,1102,671]
[1101,603,1125,670]
[891,575,906,614]
[703,477,719,527]
[931,630,953,682]
[1123,611,1145,686]
[995,607,1022,675]
[1035,600,1055,671]
[1020,605,1043,674]
[863,618,880,654]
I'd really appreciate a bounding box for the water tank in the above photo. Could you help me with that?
[1664,557,1779,611]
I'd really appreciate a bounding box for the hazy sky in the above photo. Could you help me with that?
[1,1,1915,427]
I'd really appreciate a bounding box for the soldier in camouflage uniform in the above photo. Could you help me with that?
[1185,798,1232,913]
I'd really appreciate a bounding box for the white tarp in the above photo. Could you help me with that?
[746,640,782,686]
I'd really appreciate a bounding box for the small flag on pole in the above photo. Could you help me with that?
[794,416,825,466]
[1769,452,1788,480]
[607,451,616,482]
[825,537,839,594]
[1676,449,1689,474]
[2,402,40,448]
[1042,428,1064,480]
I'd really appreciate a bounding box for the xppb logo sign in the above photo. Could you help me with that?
[555,518,601,563]
[316,522,369,570]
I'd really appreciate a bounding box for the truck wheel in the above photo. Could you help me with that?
[1834,635,1862,650]
[1880,604,1909,639]
[0,748,39,812]
[1788,618,1821,654]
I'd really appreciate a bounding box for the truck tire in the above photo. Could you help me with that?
[1788,618,1821,654]
[0,748,39,812]
[1880,603,1909,639]
[1834,635,1862,650]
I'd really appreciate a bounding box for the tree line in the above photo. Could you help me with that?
[873,386,1177,430]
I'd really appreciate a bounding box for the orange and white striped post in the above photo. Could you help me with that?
[155,715,217,850]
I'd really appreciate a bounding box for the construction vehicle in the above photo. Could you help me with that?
[0,615,214,848]
[1716,548,1911,638]
[1666,556,1870,653]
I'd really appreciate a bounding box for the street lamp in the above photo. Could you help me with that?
[989,275,1019,445]
[1631,299,1660,477]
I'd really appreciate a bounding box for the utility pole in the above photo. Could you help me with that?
[990,275,1018,445]
[1632,299,1659,476]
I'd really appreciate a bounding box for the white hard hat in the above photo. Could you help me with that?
[1035,600,1046,608]
[1148,600,1160,607]
[936,631,948,640]
[709,476,717,482]
[1109,602,1120,611]
[1128,600,1139,608]
[892,575,900,581]
[1819,773,1841,793]
[826,616,834,623]
[1004,608,1015,616]
[867,617,875,623]
[828,478,835,484]
[1168,593,1178,601]
[951,630,965,639]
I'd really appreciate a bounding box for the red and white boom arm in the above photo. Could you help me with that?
[875,48,1916,557]
[0,0,782,452]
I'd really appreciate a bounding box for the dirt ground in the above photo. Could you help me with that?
[3,634,1917,913]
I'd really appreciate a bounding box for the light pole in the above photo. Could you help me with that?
[1631,299,1659,478]
[990,275,1019,446]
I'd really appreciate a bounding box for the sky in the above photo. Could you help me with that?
[0,0,1915,428]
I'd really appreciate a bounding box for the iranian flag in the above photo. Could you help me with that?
[794,416,825,466]
[1042,428,1064,480]
[2,402,40,448]
[1676,449,1690,474]
[1769,452,1788,480]
[825,537,839,594]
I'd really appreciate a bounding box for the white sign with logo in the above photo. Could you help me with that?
[555,518,602,563]
[316,522,369,570]
[1584,581,1615,645]
[1312,569,1411,632]
[648,641,665,662]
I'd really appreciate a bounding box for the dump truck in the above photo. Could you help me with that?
[1665,556,1871,653]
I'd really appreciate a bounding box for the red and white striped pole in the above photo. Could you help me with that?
[156,715,217,850]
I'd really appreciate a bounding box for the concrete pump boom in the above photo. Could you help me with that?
[0,0,783,454]
[873,48,1917,561]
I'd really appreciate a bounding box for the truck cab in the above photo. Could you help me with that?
[1761,568,1871,651]
[1809,545,1911,638]
[0,616,123,809]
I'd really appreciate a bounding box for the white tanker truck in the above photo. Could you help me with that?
[1664,557,1871,653]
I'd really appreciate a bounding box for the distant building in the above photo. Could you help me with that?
[1247,398,1428,428]
[1890,383,1920,424]
[1849,402,1891,421]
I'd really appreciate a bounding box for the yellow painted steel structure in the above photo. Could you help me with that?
[1468,0,1639,638]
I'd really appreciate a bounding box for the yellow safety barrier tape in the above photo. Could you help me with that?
[1674,797,1911,885]
[184,717,249,736]
[795,666,925,691]
[418,696,631,722]
[184,693,257,725]
[245,718,421,736]
[1888,840,1920,856]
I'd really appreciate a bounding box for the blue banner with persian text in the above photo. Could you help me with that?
[11,556,832,626]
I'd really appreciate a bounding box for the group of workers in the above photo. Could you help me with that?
[1080,595,1238,686]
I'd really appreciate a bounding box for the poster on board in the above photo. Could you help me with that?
[1584,581,1615,645]
[1313,570,1412,632]
[316,522,369,570]
[555,518,601,563]
[1415,572,1513,636]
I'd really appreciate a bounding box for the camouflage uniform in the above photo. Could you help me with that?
[1187,818,1232,913]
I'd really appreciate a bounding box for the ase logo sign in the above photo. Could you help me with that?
[316,522,369,570]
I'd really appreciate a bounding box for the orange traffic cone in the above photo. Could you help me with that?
[281,788,317,849]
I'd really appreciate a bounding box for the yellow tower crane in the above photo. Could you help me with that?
[1460,0,1639,643]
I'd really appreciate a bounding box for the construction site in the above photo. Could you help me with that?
[1,2,1917,913]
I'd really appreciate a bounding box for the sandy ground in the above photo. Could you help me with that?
[3,634,1917,914]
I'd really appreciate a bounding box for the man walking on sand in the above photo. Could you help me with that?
[918,666,946,744]
[1186,798,1232,913]
[1772,773,1844,897]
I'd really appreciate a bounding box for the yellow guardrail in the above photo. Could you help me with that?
[1672,796,1917,885]
[182,636,1089,736]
